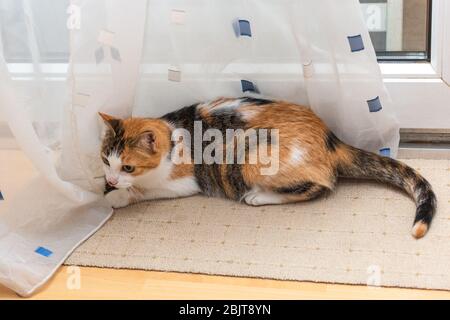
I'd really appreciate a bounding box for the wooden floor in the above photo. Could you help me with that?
[1,266,450,300]
[1,149,450,300]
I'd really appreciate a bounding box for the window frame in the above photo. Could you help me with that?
[378,0,450,132]
[374,0,433,62]
[441,0,450,85]
[379,0,446,80]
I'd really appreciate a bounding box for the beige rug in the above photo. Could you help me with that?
[66,159,450,290]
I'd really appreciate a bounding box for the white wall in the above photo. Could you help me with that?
[385,80,450,129]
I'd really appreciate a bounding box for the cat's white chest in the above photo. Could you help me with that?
[133,157,200,199]
[163,176,201,197]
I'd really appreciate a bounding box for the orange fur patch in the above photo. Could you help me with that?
[170,163,194,179]
[412,221,428,239]
[241,102,337,190]
[119,118,172,175]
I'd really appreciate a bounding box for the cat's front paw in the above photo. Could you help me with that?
[105,189,131,209]
[244,191,271,206]
[244,190,283,206]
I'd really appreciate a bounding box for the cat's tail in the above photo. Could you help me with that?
[335,144,436,239]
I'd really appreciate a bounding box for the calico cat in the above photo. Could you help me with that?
[99,97,436,238]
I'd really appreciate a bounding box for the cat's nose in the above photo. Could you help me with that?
[107,178,118,186]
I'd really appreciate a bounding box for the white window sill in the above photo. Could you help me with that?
[6,61,444,80]
[379,62,441,79]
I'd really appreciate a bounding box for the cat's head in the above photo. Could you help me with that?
[98,113,171,189]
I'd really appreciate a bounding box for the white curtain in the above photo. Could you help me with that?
[0,0,399,296]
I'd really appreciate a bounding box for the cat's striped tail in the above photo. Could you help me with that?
[336,145,436,239]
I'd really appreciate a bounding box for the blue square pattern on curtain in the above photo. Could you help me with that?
[241,80,259,93]
[35,247,53,258]
[367,96,383,112]
[233,19,252,37]
[0,191,3,200]
[348,34,365,52]
[380,148,391,157]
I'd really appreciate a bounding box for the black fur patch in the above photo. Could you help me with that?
[240,97,273,106]
[325,131,340,152]
[413,177,436,225]
[162,103,249,199]
[307,185,329,200]
[277,182,315,194]
[102,120,126,156]
[227,163,248,200]
[276,182,328,200]
[194,163,225,197]
[162,103,200,135]
[415,200,435,225]
[104,180,117,195]
[208,110,247,131]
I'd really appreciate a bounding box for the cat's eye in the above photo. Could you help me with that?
[122,165,135,173]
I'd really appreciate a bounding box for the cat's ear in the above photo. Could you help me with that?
[98,112,117,123]
[98,112,119,137]
[138,131,157,154]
